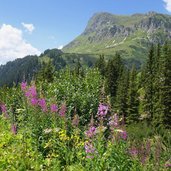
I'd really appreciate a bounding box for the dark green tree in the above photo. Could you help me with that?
[156,43,171,128]
[127,65,139,124]
[95,54,106,77]
[143,45,155,121]
[105,54,123,104]
[37,59,55,83]
[115,68,129,117]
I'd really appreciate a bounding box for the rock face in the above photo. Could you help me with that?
[63,11,171,60]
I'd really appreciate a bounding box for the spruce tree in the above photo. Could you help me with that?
[115,68,129,117]
[37,60,55,83]
[105,54,123,105]
[95,54,106,76]
[158,43,171,128]
[143,45,155,121]
[127,65,139,124]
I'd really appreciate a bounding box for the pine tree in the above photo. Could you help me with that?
[153,44,162,127]
[95,54,106,76]
[158,43,171,128]
[127,65,139,124]
[143,45,155,121]
[115,68,129,117]
[37,60,55,83]
[105,54,123,105]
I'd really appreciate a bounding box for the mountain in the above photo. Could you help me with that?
[63,11,171,62]
[1,11,171,87]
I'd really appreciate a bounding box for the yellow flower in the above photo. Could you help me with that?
[58,130,69,141]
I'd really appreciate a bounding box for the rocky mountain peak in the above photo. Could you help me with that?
[63,11,171,59]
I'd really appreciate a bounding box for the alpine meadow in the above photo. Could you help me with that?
[0,1,171,171]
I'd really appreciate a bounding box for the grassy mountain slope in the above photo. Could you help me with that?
[63,12,171,61]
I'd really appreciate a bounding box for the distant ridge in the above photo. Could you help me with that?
[63,11,171,61]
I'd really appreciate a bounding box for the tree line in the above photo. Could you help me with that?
[95,43,171,129]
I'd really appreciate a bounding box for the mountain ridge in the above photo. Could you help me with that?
[63,11,171,61]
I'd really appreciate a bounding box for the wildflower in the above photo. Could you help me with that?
[1,104,7,113]
[44,128,53,134]
[59,103,67,117]
[129,147,138,157]
[97,103,108,118]
[85,126,96,138]
[84,142,96,159]
[0,104,9,119]
[31,98,38,106]
[139,141,151,165]
[50,104,58,113]
[25,85,37,98]
[11,123,17,135]
[38,98,48,112]
[120,130,127,140]
[21,81,27,91]
[53,127,60,133]
[58,130,69,141]
[165,163,171,168]
[108,113,119,129]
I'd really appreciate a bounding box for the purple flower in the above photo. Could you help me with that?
[21,81,27,91]
[31,98,38,106]
[50,104,58,113]
[59,103,67,117]
[129,147,138,157]
[0,104,7,113]
[85,126,96,138]
[38,98,47,112]
[108,113,119,129]
[0,104,9,119]
[165,163,171,168]
[25,85,37,98]
[11,124,17,135]
[84,142,96,158]
[120,131,127,140]
[97,103,108,118]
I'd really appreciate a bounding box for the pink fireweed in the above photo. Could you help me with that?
[165,163,171,168]
[129,147,138,157]
[25,85,37,98]
[97,103,108,118]
[119,130,128,140]
[31,98,38,106]
[50,104,58,113]
[11,123,17,135]
[85,126,96,138]
[84,142,97,159]
[21,81,27,91]
[0,104,9,119]
[1,104,7,113]
[165,158,171,168]
[59,103,67,117]
[38,98,48,112]
[108,113,119,129]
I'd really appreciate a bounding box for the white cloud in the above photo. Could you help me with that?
[163,0,171,12]
[0,24,40,65]
[58,45,63,50]
[22,22,35,33]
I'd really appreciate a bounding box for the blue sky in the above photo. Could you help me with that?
[0,0,171,64]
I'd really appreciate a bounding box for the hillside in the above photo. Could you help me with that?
[0,49,97,86]
[63,11,171,61]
